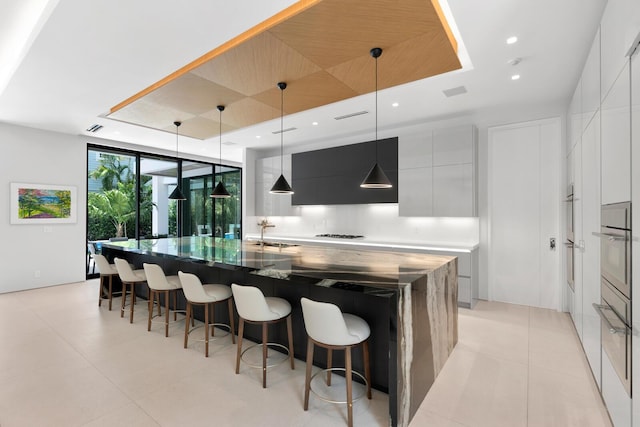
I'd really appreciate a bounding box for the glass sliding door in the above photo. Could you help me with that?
[183,161,213,236]
[215,165,242,239]
[139,156,179,238]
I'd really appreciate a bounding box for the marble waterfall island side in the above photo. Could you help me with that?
[101,237,458,426]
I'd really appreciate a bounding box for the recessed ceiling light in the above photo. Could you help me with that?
[507,36,518,44]
[256,135,261,139]
[392,102,399,107]
[511,74,520,80]
[312,121,318,126]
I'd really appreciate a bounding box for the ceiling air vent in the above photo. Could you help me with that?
[334,110,368,120]
[86,124,103,133]
[272,127,297,135]
[442,86,467,98]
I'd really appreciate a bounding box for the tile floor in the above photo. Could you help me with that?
[0,280,612,427]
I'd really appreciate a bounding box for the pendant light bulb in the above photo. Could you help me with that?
[270,82,294,194]
[169,121,187,200]
[361,47,392,189]
[211,105,231,198]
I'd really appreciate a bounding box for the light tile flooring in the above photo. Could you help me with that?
[0,280,612,427]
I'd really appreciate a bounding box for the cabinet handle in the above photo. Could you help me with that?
[592,303,627,335]
[591,232,627,241]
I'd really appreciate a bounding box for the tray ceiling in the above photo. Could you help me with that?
[107,0,460,140]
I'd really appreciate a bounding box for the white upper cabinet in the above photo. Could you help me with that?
[601,62,631,205]
[568,80,582,152]
[600,0,640,102]
[398,131,432,169]
[255,154,298,217]
[582,29,601,132]
[399,124,476,217]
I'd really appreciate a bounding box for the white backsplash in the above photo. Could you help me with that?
[246,204,479,246]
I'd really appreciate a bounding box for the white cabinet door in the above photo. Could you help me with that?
[602,351,632,427]
[572,141,584,339]
[568,80,582,152]
[581,111,601,388]
[432,125,474,166]
[398,167,433,216]
[600,0,640,102]
[631,46,640,427]
[399,132,432,169]
[432,164,473,217]
[582,29,601,132]
[601,61,631,205]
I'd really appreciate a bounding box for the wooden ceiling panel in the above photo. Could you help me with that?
[145,72,245,115]
[109,98,196,130]
[200,97,281,129]
[108,0,460,140]
[190,32,321,97]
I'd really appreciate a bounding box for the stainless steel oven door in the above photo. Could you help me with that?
[594,279,631,396]
[566,184,574,242]
[599,227,631,299]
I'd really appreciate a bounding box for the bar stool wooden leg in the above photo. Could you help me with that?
[173,291,178,321]
[228,298,236,344]
[304,339,314,410]
[129,283,135,323]
[286,315,294,370]
[364,340,372,399]
[184,302,191,349]
[164,290,170,337]
[327,348,333,386]
[147,289,154,331]
[98,276,104,307]
[345,346,353,427]
[235,318,244,374]
[121,283,128,318]
[262,322,268,388]
[107,275,114,311]
[204,303,210,357]
[211,304,216,337]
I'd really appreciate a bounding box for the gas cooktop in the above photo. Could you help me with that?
[315,234,364,239]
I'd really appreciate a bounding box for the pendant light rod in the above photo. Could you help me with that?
[169,120,187,200]
[270,82,294,194]
[211,105,230,198]
[360,47,392,189]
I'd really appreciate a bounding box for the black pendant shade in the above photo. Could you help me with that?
[211,105,231,198]
[168,186,186,200]
[168,121,187,200]
[270,174,294,194]
[360,162,392,188]
[361,47,392,189]
[270,81,294,195]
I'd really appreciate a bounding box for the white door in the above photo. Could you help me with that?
[488,118,561,309]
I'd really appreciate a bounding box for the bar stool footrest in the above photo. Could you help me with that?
[310,368,368,404]
[241,342,290,369]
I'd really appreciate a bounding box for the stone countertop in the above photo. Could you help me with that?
[244,233,479,253]
[102,236,455,292]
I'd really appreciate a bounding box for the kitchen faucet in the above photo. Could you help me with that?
[258,219,275,247]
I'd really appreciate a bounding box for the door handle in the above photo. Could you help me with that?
[592,232,627,241]
[592,303,627,335]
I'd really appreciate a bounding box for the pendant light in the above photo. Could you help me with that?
[211,105,231,198]
[360,47,392,189]
[168,121,187,200]
[270,82,294,194]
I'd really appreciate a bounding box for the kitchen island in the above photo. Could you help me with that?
[101,237,457,427]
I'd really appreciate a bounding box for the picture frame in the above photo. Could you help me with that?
[10,182,77,224]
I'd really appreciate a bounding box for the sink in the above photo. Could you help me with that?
[252,241,299,248]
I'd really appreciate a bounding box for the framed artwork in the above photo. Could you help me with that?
[10,183,77,224]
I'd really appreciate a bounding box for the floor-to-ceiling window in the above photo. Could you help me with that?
[87,145,242,278]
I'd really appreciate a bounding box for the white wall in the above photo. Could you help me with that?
[0,122,87,293]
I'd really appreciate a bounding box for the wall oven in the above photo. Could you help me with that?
[593,201,632,397]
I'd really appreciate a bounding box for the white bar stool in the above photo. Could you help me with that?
[143,263,183,337]
[178,271,235,357]
[93,254,119,310]
[231,283,294,388]
[114,258,147,324]
[300,297,372,427]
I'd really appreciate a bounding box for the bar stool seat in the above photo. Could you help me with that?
[301,297,372,427]
[143,263,183,337]
[178,271,235,357]
[114,258,147,324]
[93,254,119,311]
[231,283,294,388]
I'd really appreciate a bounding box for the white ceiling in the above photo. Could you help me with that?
[0,0,607,163]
